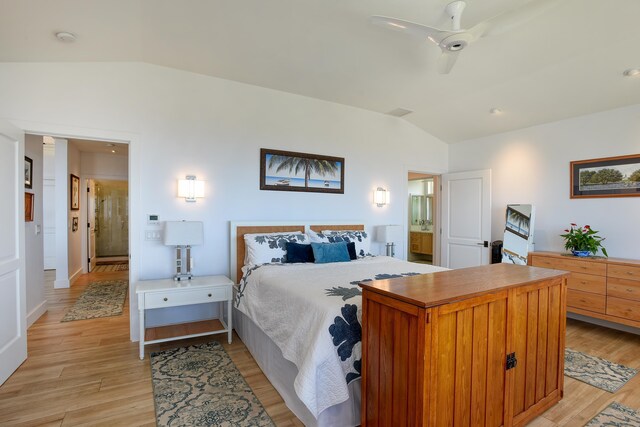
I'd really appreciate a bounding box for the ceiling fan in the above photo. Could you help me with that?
[371,0,556,74]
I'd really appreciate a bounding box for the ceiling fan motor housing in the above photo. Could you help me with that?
[440,32,473,52]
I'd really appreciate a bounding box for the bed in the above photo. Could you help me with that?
[229,222,447,426]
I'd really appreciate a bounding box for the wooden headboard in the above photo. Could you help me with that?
[229,222,365,283]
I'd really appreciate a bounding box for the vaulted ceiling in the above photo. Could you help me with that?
[2,0,639,142]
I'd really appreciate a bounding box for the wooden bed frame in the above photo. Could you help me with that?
[229,221,365,283]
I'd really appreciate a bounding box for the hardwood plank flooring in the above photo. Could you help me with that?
[1,270,639,426]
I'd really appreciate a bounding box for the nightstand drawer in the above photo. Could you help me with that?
[145,287,229,309]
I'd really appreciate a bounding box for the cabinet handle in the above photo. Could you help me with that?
[163,297,168,302]
[208,293,212,297]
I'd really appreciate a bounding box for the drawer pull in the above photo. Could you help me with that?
[208,293,212,297]
[581,281,587,285]
[163,297,168,302]
[628,272,634,275]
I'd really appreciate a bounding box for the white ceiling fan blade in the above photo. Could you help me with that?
[479,0,558,38]
[437,50,460,74]
[370,15,449,44]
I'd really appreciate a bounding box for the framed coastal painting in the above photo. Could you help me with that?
[24,156,33,189]
[259,148,345,194]
[571,154,640,198]
[70,174,80,210]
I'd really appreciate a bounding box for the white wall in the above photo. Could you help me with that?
[449,104,640,259]
[81,152,128,179]
[67,142,83,283]
[24,134,46,326]
[42,142,56,269]
[0,62,449,338]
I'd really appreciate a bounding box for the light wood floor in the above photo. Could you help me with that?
[1,270,639,426]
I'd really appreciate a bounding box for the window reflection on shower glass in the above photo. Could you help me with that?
[95,180,128,257]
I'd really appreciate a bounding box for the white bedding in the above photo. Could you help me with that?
[234,256,447,418]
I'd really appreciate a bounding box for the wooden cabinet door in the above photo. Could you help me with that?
[429,291,509,427]
[509,278,566,426]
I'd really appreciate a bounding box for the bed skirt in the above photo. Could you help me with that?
[232,307,361,427]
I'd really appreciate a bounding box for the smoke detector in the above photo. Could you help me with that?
[55,32,77,42]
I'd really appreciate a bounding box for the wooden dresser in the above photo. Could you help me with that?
[529,251,640,328]
[359,264,569,427]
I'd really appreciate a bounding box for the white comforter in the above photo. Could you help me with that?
[234,256,447,418]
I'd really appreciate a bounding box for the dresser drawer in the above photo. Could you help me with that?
[567,272,606,295]
[607,297,640,322]
[608,264,640,282]
[566,289,605,313]
[144,287,229,309]
[608,278,640,302]
[531,256,606,276]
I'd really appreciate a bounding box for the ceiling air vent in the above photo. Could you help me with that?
[387,108,413,118]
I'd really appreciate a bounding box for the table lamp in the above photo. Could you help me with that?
[375,225,402,257]
[164,221,204,280]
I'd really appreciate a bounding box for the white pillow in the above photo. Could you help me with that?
[320,230,371,258]
[306,229,329,243]
[244,232,309,265]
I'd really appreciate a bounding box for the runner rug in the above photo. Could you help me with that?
[151,342,274,427]
[61,280,128,322]
[585,402,640,426]
[565,348,638,393]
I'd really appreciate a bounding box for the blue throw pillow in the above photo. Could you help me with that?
[285,242,314,263]
[311,242,351,264]
[346,242,357,260]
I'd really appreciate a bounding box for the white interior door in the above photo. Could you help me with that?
[441,169,491,269]
[87,179,96,272]
[0,120,27,386]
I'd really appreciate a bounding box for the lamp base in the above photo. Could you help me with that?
[172,245,194,281]
[385,242,396,258]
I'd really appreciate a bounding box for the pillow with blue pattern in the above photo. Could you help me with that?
[311,242,351,264]
[244,232,309,265]
[285,241,315,263]
[320,230,371,258]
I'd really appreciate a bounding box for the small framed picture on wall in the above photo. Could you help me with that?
[25,157,33,189]
[72,216,79,232]
[70,174,80,210]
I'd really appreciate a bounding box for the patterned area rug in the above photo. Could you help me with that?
[151,342,274,427]
[92,262,129,272]
[585,402,640,426]
[565,348,638,392]
[61,280,128,322]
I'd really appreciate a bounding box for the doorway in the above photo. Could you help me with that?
[407,172,440,265]
[88,179,129,272]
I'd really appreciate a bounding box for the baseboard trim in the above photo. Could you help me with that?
[27,300,47,328]
[69,267,83,285]
[54,278,70,289]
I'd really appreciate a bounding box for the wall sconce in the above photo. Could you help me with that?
[374,187,388,207]
[178,175,205,202]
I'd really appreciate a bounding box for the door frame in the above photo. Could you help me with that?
[82,175,129,274]
[10,118,139,341]
[403,165,446,266]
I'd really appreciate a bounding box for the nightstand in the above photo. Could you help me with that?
[136,275,233,360]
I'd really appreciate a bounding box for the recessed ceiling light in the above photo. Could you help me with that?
[111,150,116,153]
[55,31,77,43]
[489,108,503,115]
[623,68,640,77]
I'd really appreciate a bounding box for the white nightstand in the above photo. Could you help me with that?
[136,275,233,360]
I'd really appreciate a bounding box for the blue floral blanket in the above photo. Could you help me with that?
[234,256,446,418]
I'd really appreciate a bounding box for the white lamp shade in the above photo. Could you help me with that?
[375,225,402,243]
[178,179,205,200]
[164,221,204,246]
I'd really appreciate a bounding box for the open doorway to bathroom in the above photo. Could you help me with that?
[408,172,439,265]
[87,178,129,273]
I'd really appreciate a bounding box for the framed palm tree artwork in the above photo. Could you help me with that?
[260,148,345,194]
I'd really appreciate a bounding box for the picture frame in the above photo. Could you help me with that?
[70,174,80,210]
[24,156,33,189]
[570,154,640,198]
[72,216,79,232]
[260,148,345,194]
[25,193,34,222]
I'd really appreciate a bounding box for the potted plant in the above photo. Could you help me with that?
[560,223,608,257]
